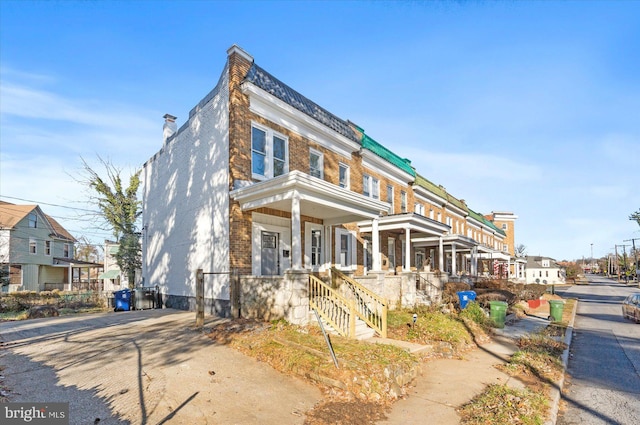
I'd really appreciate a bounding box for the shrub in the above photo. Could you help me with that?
[459,301,494,328]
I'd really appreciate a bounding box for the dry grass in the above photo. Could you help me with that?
[458,384,548,425]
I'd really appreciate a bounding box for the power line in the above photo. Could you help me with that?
[0,195,99,213]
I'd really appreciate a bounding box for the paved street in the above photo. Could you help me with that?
[0,309,321,425]
[555,275,640,425]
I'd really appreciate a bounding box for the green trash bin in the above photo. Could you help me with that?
[549,300,565,322]
[489,301,508,328]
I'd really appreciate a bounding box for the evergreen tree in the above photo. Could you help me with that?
[81,157,141,289]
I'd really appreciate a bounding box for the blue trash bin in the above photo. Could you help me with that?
[114,289,131,311]
[457,291,477,309]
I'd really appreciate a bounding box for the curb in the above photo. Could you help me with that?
[545,298,578,425]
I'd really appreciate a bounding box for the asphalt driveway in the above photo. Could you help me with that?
[0,309,321,424]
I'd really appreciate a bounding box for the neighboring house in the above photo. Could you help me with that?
[525,256,566,285]
[0,201,102,292]
[98,240,142,291]
[99,240,124,292]
[141,45,520,327]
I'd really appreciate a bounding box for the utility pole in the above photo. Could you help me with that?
[623,238,639,282]
[590,243,594,272]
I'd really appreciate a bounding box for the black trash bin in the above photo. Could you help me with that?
[134,287,157,310]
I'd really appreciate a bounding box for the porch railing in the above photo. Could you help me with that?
[331,268,388,338]
[309,274,355,338]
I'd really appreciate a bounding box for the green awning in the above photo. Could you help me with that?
[98,269,120,279]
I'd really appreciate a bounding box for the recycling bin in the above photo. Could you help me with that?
[489,300,508,328]
[457,291,477,309]
[549,300,565,322]
[113,289,131,312]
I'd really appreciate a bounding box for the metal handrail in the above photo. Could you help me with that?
[417,272,442,304]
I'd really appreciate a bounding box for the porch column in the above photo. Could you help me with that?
[471,246,477,276]
[451,243,457,276]
[438,237,444,272]
[291,191,302,270]
[324,225,331,268]
[404,227,411,272]
[372,217,381,271]
[507,258,511,279]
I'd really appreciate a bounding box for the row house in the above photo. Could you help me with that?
[141,45,521,332]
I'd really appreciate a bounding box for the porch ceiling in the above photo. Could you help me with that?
[230,170,391,225]
[357,213,449,238]
[411,233,478,250]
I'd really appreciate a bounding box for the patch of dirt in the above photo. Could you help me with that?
[304,398,389,425]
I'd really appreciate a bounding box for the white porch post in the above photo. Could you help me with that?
[471,246,477,276]
[291,191,302,270]
[438,237,444,272]
[324,225,331,269]
[451,244,457,276]
[404,227,411,272]
[372,217,381,271]
[507,258,511,279]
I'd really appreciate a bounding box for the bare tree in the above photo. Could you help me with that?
[515,244,527,258]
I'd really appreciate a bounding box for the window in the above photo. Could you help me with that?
[363,237,372,271]
[63,244,70,258]
[503,244,508,252]
[414,203,424,215]
[335,229,356,270]
[388,238,396,270]
[339,163,349,188]
[542,259,550,267]
[28,212,37,228]
[309,149,323,179]
[430,209,434,220]
[45,241,51,256]
[340,234,351,267]
[437,212,442,222]
[311,229,322,267]
[400,191,407,213]
[29,239,37,254]
[502,223,508,230]
[386,185,394,211]
[251,125,288,179]
[363,174,379,199]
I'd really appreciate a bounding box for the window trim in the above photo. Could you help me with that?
[28,212,38,228]
[251,122,289,180]
[29,238,37,254]
[335,228,356,271]
[400,191,407,213]
[362,174,380,200]
[338,163,350,189]
[45,240,52,256]
[386,184,394,212]
[309,148,324,179]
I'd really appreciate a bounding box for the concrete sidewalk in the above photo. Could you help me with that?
[379,306,576,425]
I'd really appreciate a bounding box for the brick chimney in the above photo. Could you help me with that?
[163,114,177,143]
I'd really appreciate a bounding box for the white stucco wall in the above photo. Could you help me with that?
[142,67,230,303]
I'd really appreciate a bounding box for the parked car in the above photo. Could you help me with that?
[621,293,640,323]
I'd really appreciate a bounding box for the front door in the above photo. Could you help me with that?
[261,231,280,275]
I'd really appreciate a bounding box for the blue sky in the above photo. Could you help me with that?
[1,0,639,262]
